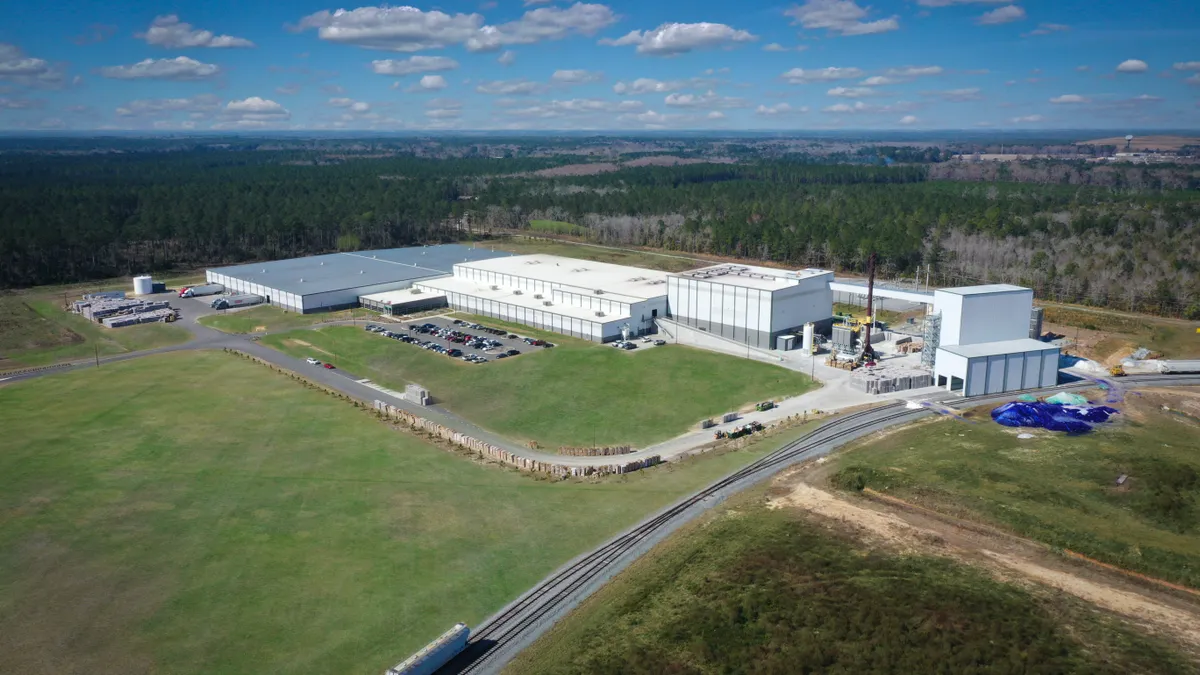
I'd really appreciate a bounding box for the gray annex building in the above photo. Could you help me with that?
[205,244,511,313]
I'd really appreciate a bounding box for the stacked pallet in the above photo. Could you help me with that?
[102,308,178,328]
[850,365,934,395]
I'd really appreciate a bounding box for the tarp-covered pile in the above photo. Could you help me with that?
[991,401,1119,434]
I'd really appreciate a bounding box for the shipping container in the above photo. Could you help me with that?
[386,623,469,675]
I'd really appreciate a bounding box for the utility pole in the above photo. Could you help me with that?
[94,344,99,368]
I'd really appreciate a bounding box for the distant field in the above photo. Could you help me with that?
[261,318,815,449]
[474,238,704,274]
[827,387,1200,588]
[0,297,190,369]
[509,489,1188,675]
[0,352,804,675]
[1076,135,1199,151]
[832,302,904,326]
[1040,303,1200,359]
[198,304,373,334]
[527,219,585,236]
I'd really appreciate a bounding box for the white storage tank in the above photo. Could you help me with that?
[802,323,815,352]
[133,275,154,295]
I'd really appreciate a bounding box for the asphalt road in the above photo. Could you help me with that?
[437,373,1200,675]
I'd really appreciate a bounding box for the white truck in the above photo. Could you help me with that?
[210,293,264,310]
[180,283,224,298]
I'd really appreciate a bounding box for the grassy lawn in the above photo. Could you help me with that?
[470,237,704,273]
[528,220,585,236]
[508,489,1190,675]
[198,304,374,334]
[0,351,803,675]
[0,297,190,369]
[826,388,1200,588]
[260,318,815,449]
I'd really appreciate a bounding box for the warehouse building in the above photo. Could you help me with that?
[205,245,509,313]
[931,284,1060,394]
[666,264,834,351]
[415,254,670,341]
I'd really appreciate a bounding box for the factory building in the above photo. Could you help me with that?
[930,284,1060,394]
[415,254,670,342]
[204,245,510,313]
[666,264,834,351]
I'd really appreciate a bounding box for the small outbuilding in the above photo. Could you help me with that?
[934,338,1060,396]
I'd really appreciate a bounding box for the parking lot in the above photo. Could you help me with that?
[362,315,555,364]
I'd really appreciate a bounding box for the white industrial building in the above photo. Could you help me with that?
[415,254,670,342]
[205,245,509,313]
[667,264,834,351]
[931,284,1060,394]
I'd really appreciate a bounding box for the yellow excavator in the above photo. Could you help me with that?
[1109,364,1126,377]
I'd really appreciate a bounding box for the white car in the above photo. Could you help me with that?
[305,357,320,365]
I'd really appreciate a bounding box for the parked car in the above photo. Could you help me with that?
[654,339,667,346]
[506,349,521,356]
[642,336,653,343]
[447,349,462,357]
[622,342,638,350]
[611,341,624,348]
[496,353,508,359]
[542,342,554,348]
[507,334,519,339]
[306,357,320,365]
[323,363,335,369]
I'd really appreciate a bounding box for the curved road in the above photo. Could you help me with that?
[438,373,1200,675]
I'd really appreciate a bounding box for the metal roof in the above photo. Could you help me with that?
[936,284,1030,296]
[938,338,1059,359]
[675,264,832,291]
[207,245,512,296]
[458,254,671,301]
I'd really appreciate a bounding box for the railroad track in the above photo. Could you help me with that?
[439,373,1200,675]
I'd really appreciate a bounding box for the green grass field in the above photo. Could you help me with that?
[473,238,705,273]
[508,490,1191,675]
[261,318,815,449]
[0,351,806,675]
[527,220,585,236]
[832,302,905,326]
[0,297,190,369]
[198,304,374,334]
[1042,304,1200,358]
[827,389,1200,588]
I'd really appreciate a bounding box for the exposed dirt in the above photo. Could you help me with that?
[1077,135,1200,151]
[768,475,1200,654]
[283,338,332,356]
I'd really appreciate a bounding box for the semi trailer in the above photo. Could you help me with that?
[211,293,264,310]
[180,283,224,298]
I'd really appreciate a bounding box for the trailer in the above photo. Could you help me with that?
[181,283,224,298]
[386,623,469,675]
[1158,360,1200,374]
[211,293,264,310]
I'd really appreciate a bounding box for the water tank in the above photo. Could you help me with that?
[133,275,154,295]
[802,323,815,352]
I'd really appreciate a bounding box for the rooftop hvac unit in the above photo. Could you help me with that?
[534,294,543,299]
[513,290,523,295]
[593,289,604,295]
[595,311,605,317]
[543,301,553,306]
[490,285,499,290]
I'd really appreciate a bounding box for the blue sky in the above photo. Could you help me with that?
[1,0,1198,131]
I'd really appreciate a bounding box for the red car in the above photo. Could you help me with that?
[323,363,335,369]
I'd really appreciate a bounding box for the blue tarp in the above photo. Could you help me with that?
[991,402,1119,434]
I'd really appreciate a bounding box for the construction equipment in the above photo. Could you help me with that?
[714,421,765,440]
[1109,364,1127,377]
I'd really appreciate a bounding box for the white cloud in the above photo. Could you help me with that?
[1075,65,1090,72]
[214,96,291,128]
[922,87,982,101]
[601,22,756,56]
[1049,94,1089,104]
[663,90,749,108]
[425,97,462,109]
[425,107,462,119]
[294,6,484,52]
[466,3,618,52]
[781,66,864,84]
[408,75,448,91]
[917,0,1007,5]
[0,96,43,109]
[275,83,302,95]
[755,102,808,115]
[1010,114,1044,123]
[497,50,517,66]
[476,78,550,95]
[371,56,458,76]
[1023,22,1068,37]
[763,43,788,52]
[860,75,899,86]
[1184,74,1200,85]
[612,77,716,94]
[707,111,725,119]
[1116,59,1149,73]
[0,43,66,87]
[1174,61,1200,71]
[616,109,696,127]
[785,0,900,37]
[137,15,254,48]
[502,98,645,118]
[99,57,220,80]
[821,100,916,114]
[899,114,918,125]
[116,94,222,116]
[976,5,1025,25]
[885,65,943,78]
[827,86,877,98]
[551,69,604,84]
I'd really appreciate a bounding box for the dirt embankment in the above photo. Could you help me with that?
[769,473,1200,655]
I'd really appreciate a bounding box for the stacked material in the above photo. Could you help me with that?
[896,341,923,354]
[81,298,171,321]
[102,308,177,328]
[850,364,934,395]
